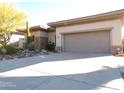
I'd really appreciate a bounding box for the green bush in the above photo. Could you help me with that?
[4,45,18,54]
[0,48,7,54]
[0,44,4,54]
[0,45,18,54]
[28,36,34,43]
[0,44,3,48]
[46,41,55,51]
[27,42,35,51]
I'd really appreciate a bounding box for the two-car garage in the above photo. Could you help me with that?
[48,9,124,54]
[64,30,111,53]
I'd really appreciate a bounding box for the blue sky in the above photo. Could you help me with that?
[3,0,124,26]
[16,2,67,13]
[15,2,69,26]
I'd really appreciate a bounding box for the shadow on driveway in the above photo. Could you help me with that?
[0,53,111,73]
[0,53,123,90]
[0,66,123,90]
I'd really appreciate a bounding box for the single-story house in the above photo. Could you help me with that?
[48,9,124,54]
[18,25,56,49]
[29,25,56,49]
[13,9,124,54]
[29,26,48,49]
[10,31,24,44]
[0,31,24,46]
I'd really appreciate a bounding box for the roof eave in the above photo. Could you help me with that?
[48,9,124,27]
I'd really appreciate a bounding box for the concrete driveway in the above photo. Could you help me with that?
[0,53,124,90]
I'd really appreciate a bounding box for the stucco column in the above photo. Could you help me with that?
[111,25,123,54]
[56,32,63,52]
[121,17,124,52]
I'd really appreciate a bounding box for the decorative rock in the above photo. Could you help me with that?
[41,49,49,54]
[0,49,55,61]
[0,55,3,60]
[35,49,40,53]
[5,55,14,60]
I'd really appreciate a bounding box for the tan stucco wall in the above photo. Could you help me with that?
[48,32,56,43]
[40,31,48,37]
[121,17,124,38]
[31,31,41,37]
[31,30,48,37]
[56,19,122,50]
[31,31,48,49]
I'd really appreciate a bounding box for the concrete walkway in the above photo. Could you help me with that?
[0,53,124,90]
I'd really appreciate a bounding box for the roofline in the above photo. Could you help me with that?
[30,25,47,32]
[12,32,24,35]
[48,9,124,27]
[16,25,47,32]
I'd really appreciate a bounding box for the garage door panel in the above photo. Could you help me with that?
[64,31,111,53]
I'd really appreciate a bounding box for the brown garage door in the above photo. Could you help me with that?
[64,31,111,53]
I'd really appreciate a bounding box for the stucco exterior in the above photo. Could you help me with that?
[48,9,124,54]
[56,19,122,49]
[31,30,48,37]
[48,32,56,43]
[31,31,40,37]
[30,28,48,49]
[10,34,24,43]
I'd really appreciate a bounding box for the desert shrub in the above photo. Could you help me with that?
[0,44,4,54]
[4,45,18,54]
[0,44,7,54]
[28,36,34,43]
[26,36,34,45]
[27,42,35,51]
[25,36,34,48]
[0,45,18,54]
[46,41,55,51]
[0,48,7,54]
[0,44,3,48]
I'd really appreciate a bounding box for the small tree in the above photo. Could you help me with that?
[0,3,27,46]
